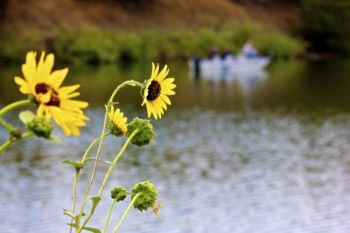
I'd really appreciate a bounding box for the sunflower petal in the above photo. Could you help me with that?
[50,68,68,88]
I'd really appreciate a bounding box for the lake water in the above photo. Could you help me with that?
[0,59,350,233]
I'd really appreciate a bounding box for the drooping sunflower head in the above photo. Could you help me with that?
[141,63,176,120]
[108,105,128,136]
[14,51,89,136]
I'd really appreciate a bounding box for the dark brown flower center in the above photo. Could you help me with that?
[146,80,161,101]
[35,82,61,107]
[35,83,50,94]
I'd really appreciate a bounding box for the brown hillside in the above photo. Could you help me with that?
[2,0,298,32]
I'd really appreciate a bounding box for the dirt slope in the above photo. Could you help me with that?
[2,0,298,32]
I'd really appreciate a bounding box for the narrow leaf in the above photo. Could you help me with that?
[90,196,101,213]
[83,158,112,165]
[82,226,101,233]
[62,160,84,169]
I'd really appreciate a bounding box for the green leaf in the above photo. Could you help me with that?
[67,223,76,228]
[65,209,86,229]
[63,209,75,218]
[90,196,101,213]
[81,226,101,233]
[19,111,36,125]
[83,158,112,165]
[75,212,85,225]
[62,160,84,169]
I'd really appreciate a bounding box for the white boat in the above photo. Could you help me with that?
[225,56,270,73]
[190,55,271,80]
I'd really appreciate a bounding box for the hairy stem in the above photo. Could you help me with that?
[69,133,110,233]
[69,170,80,233]
[76,80,143,230]
[102,200,117,233]
[112,193,141,233]
[0,117,14,132]
[77,129,139,232]
[0,99,31,117]
[0,131,33,154]
[97,129,139,197]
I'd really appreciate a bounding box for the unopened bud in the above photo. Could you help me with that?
[131,181,158,211]
[126,118,154,147]
[110,186,128,202]
[28,116,53,138]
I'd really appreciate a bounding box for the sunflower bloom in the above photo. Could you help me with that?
[14,51,89,136]
[108,105,127,136]
[142,63,176,119]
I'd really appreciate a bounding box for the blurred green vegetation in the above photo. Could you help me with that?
[0,29,45,62]
[0,21,305,65]
[300,0,350,54]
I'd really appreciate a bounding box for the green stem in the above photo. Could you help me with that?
[76,80,143,229]
[69,170,80,233]
[0,140,11,153]
[97,129,139,197]
[0,99,31,117]
[0,117,14,132]
[0,99,31,137]
[0,131,33,154]
[69,133,110,233]
[76,113,108,229]
[112,193,141,233]
[77,198,99,233]
[102,200,117,233]
[80,133,111,164]
[77,129,140,233]
[110,80,144,104]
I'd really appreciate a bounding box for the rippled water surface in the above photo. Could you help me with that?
[1,59,350,233]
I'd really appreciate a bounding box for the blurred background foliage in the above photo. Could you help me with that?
[299,0,350,55]
[0,0,349,64]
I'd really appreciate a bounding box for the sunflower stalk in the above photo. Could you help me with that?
[97,129,140,197]
[0,99,32,152]
[102,199,117,233]
[112,193,142,233]
[68,133,111,233]
[0,131,33,154]
[75,65,174,232]
[75,80,143,230]
[76,129,140,233]
[0,116,15,132]
[0,99,31,117]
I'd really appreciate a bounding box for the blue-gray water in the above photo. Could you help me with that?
[1,59,350,233]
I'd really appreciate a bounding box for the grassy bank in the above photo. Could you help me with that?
[0,21,305,65]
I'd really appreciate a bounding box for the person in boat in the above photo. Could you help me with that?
[241,41,260,59]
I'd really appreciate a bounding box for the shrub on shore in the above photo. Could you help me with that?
[0,22,305,65]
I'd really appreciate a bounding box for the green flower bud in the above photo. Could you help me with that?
[126,118,155,147]
[28,116,53,138]
[131,181,158,211]
[110,186,128,202]
[10,128,22,140]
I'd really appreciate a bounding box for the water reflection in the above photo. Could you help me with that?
[1,60,350,233]
[191,66,268,99]
[1,59,350,111]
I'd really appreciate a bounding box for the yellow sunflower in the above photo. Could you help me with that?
[108,105,128,136]
[14,51,89,136]
[142,63,176,119]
